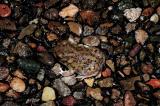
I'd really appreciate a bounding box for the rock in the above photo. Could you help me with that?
[51,63,63,76]
[99,36,108,43]
[1,101,18,106]
[142,7,154,16]
[129,44,142,57]
[13,42,32,57]
[98,78,113,88]
[146,79,160,89]
[44,0,60,9]
[68,22,82,36]
[102,68,111,78]
[80,10,99,26]
[123,66,131,75]
[2,38,10,48]
[141,63,153,74]
[125,23,137,33]
[124,91,136,106]
[0,67,9,80]
[48,21,68,36]
[5,89,20,99]
[62,96,76,106]
[83,26,94,36]
[18,24,37,39]
[10,77,26,92]
[157,6,160,16]
[95,101,103,106]
[111,89,121,100]
[87,87,103,100]
[0,19,16,31]
[142,74,150,82]
[0,4,11,17]
[0,83,9,92]
[113,100,123,106]
[61,76,77,86]
[40,101,55,106]
[12,69,26,79]
[150,14,159,23]
[82,0,97,9]
[44,8,58,20]
[96,22,113,35]
[37,69,45,81]
[46,33,58,41]
[38,52,55,65]
[84,78,94,87]
[53,79,71,97]
[59,4,79,18]
[42,87,56,101]
[82,36,100,47]
[111,25,122,34]
[120,76,141,90]
[106,60,115,72]
[153,90,160,99]
[73,91,83,100]
[124,8,142,22]
[135,29,148,45]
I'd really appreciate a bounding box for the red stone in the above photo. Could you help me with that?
[0,4,11,17]
[62,96,76,106]
[146,79,160,89]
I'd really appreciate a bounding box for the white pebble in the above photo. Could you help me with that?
[150,14,159,23]
[124,8,142,22]
[42,87,56,102]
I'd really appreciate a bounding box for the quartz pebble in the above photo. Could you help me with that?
[84,78,94,87]
[10,77,26,92]
[124,8,142,22]
[59,4,79,18]
[61,76,77,86]
[135,29,148,45]
[150,14,159,23]
[42,87,56,101]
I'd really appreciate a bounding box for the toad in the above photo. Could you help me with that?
[53,40,105,79]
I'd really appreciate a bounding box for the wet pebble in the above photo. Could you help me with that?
[98,78,113,88]
[44,8,58,20]
[62,96,76,106]
[102,68,112,78]
[142,7,154,16]
[68,22,82,36]
[82,36,100,47]
[61,75,77,86]
[53,79,71,97]
[0,82,9,92]
[135,29,148,45]
[59,4,79,18]
[150,14,159,23]
[10,77,26,92]
[0,67,9,80]
[83,25,94,36]
[0,4,11,17]
[42,87,56,102]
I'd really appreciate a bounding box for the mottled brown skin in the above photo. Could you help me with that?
[53,40,105,79]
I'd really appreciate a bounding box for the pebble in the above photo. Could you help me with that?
[46,33,58,41]
[125,23,137,33]
[18,24,37,39]
[0,83,9,92]
[5,89,20,99]
[120,76,141,90]
[98,78,113,88]
[157,6,160,16]
[44,8,58,20]
[106,60,115,72]
[99,36,108,43]
[13,42,31,57]
[111,89,120,100]
[80,10,99,26]
[73,91,83,100]
[142,7,154,16]
[53,79,71,97]
[40,101,56,106]
[102,68,111,77]
[82,36,100,47]
[124,91,136,106]
[150,14,159,23]
[146,79,160,89]
[10,77,26,92]
[129,44,142,57]
[87,87,103,101]
[124,8,142,22]
[0,67,9,80]
[42,87,56,101]
[135,29,148,45]
[142,74,150,82]
[2,38,10,48]
[0,4,11,17]
[13,69,26,79]
[61,76,77,86]
[96,22,113,35]
[62,96,76,106]
[84,78,94,87]
[59,4,79,18]
[37,69,45,81]
[1,101,18,106]
[68,22,82,36]
[141,63,153,74]
[123,66,131,75]
[83,26,94,36]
